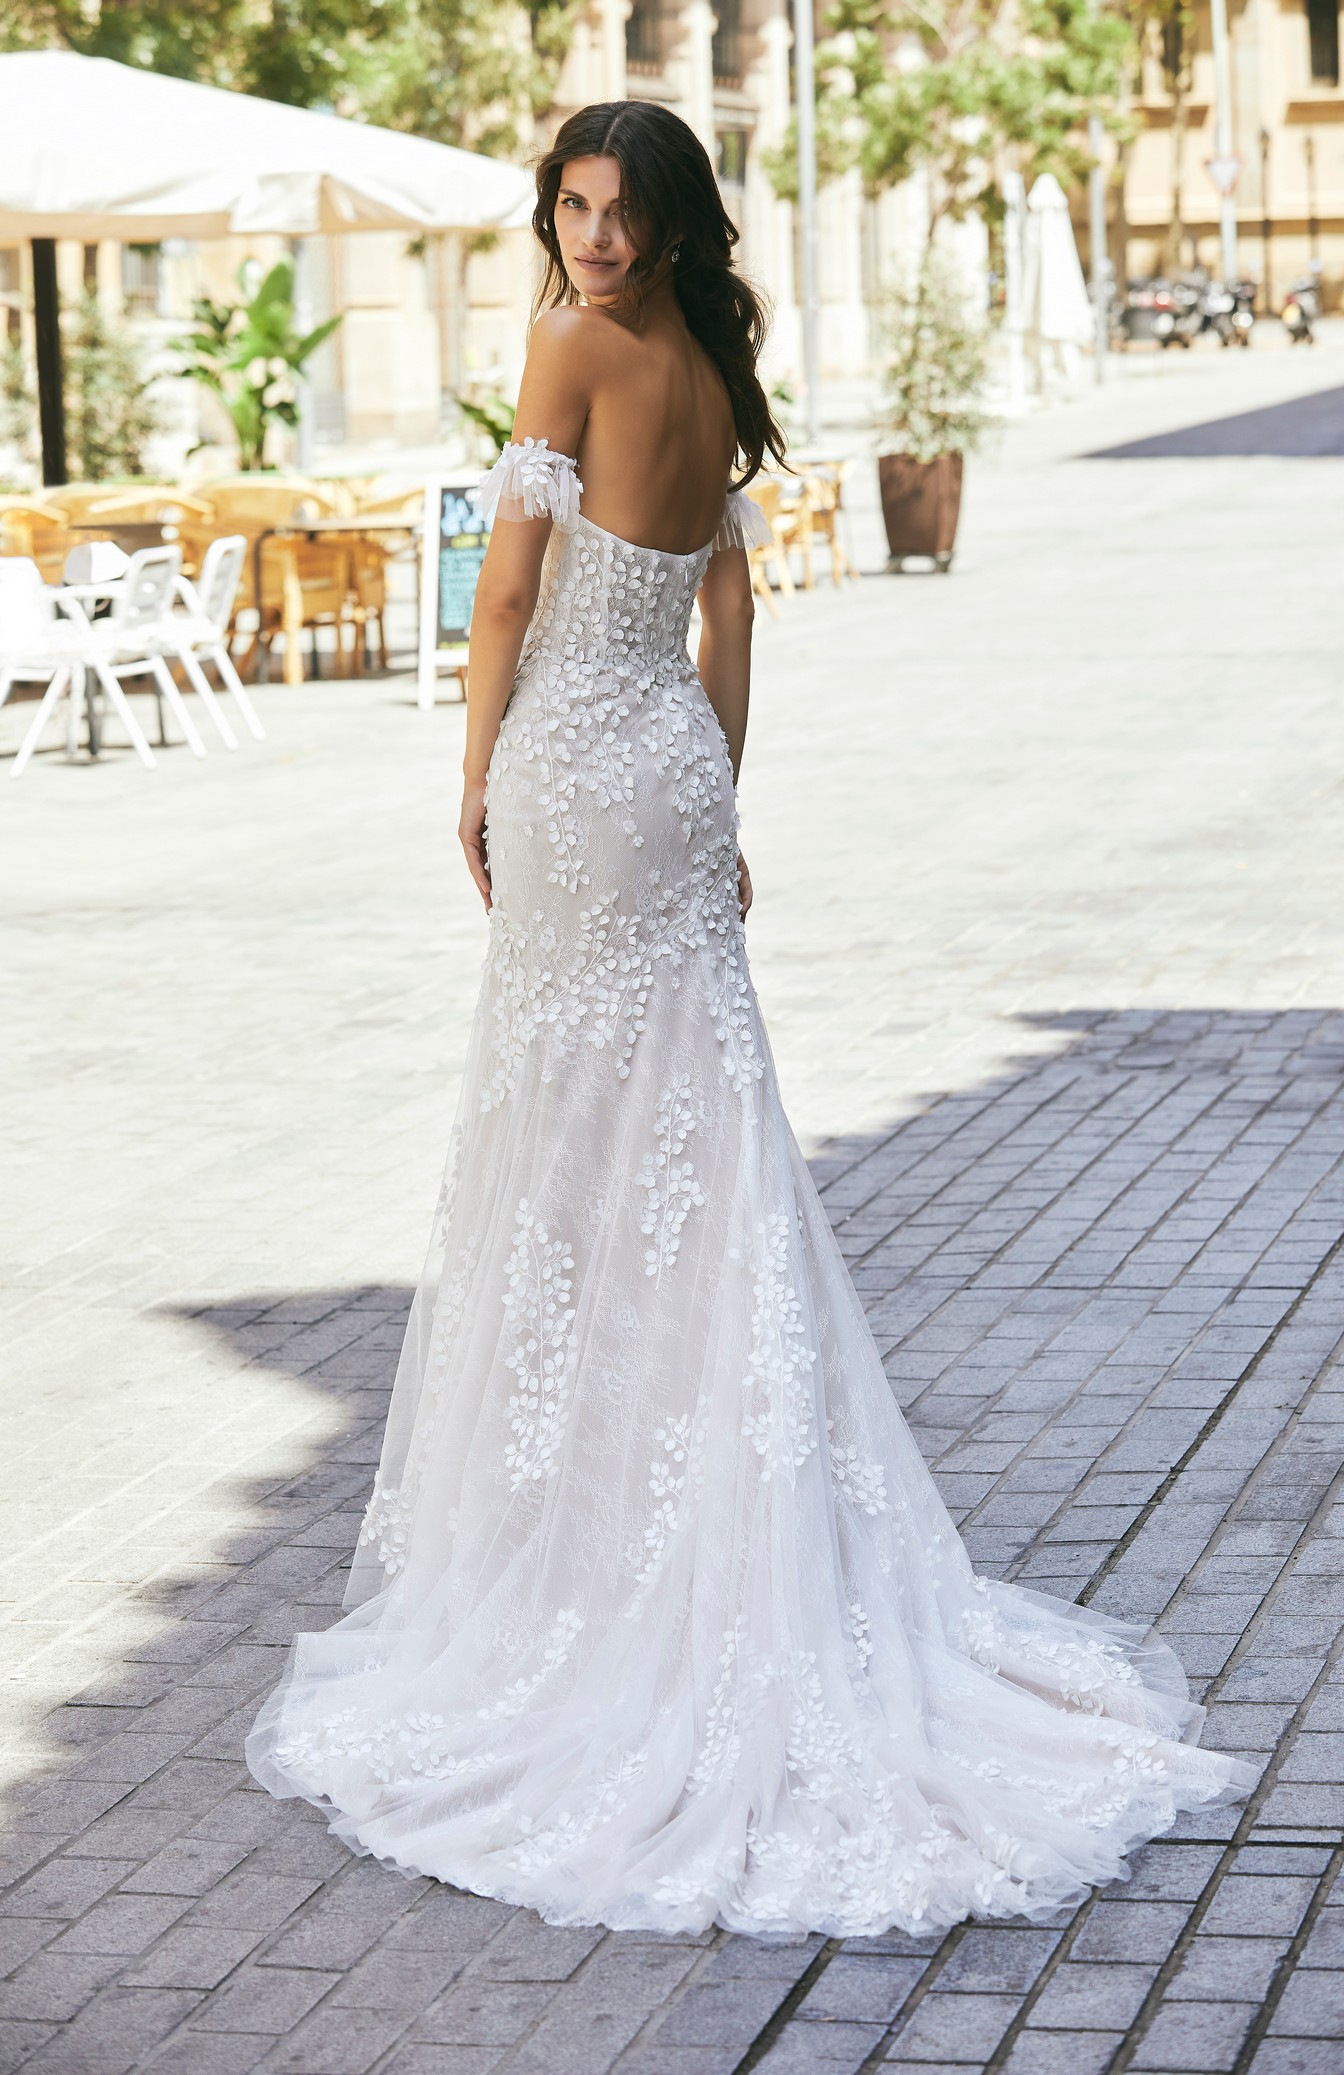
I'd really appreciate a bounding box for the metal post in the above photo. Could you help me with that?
[1305,134,1318,260]
[1088,114,1108,383]
[291,236,314,474]
[1259,126,1272,307]
[792,0,820,447]
[1208,0,1238,279]
[30,238,67,487]
[1002,170,1027,413]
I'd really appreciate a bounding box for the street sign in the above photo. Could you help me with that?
[1204,155,1242,196]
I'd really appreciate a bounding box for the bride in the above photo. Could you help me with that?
[247,100,1252,1937]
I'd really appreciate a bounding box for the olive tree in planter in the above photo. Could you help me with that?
[876,257,989,571]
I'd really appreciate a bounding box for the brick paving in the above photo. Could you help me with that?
[3,339,1344,2073]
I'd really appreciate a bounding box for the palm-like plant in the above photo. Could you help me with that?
[174,259,340,470]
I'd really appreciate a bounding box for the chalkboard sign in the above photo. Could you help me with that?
[417,472,487,708]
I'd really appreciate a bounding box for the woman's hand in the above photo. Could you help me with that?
[738,851,753,921]
[460,778,492,912]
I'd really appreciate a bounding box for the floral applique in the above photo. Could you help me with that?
[638,1077,706,1281]
[502,1202,577,1489]
[740,1211,818,1479]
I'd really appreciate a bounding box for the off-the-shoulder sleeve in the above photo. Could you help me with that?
[712,486,773,555]
[477,436,582,529]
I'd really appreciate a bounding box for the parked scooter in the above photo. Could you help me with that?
[1281,271,1319,345]
[1151,276,1205,348]
[1204,278,1256,347]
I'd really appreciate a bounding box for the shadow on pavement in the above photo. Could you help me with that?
[3,1005,1343,2071]
[1086,382,1344,458]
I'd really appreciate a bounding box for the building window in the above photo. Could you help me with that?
[717,129,748,186]
[122,243,162,313]
[627,0,663,71]
[1307,0,1339,82]
[713,0,743,82]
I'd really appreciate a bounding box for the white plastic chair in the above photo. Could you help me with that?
[13,546,204,774]
[2,557,157,778]
[86,546,208,759]
[164,537,265,746]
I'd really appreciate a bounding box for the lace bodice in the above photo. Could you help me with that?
[477,437,770,682]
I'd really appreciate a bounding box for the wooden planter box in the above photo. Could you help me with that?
[877,452,964,572]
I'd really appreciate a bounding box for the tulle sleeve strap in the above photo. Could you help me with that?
[712,486,774,555]
[477,437,583,529]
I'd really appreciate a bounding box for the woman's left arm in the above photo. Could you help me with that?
[459,311,592,911]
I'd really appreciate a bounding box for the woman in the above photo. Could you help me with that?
[247,102,1252,1937]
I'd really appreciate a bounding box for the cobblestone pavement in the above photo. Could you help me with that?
[4,341,1344,2075]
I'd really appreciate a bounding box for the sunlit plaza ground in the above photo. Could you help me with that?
[3,336,1344,2073]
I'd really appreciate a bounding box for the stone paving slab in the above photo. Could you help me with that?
[3,340,1344,2073]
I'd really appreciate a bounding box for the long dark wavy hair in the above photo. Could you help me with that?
[531,101,787,487]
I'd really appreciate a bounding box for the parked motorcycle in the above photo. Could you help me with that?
[1151,275,1205,349]
[1281,272,1319,345]
[1204,279,1256,347]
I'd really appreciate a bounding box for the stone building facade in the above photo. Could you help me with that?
[1108,0,1343,302]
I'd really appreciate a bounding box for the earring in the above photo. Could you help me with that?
[671,245,682,265]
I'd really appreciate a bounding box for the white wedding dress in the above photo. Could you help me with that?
[247,439,1253,1937]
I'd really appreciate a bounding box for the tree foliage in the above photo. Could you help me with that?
[347,0,577,157]
[66,290,163,478]
[767,0,1136,230]
[1,293,162,479]
[0,0,579,152]
[1,334,38,474]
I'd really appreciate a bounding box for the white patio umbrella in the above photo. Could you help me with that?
[1024,172,1093,387]
[0,51,534,479]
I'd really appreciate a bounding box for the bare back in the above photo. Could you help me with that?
[512,304,737,557]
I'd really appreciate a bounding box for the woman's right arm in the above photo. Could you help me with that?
[697,546,757,921]
[459,311,592,910]
[696,546,755,784]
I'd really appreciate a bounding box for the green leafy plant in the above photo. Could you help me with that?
[1,332,36,469]
[454,391,515,457]
[173,259,339,470]
[67,291,162,479]
[767,0,1135,235]
[875,256,991,461]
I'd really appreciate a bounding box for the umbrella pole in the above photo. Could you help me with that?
[31,239,68,487]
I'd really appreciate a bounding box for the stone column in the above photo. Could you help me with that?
[681,0,718,154]
[596,0,630,99]
[751,6,798,377]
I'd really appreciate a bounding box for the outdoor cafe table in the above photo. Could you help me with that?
[39,573,121,758]
[65,522,174,556]
[248,515,421,686]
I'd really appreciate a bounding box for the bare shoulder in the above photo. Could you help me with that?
[526,304,626,374]
[515,308,614,445]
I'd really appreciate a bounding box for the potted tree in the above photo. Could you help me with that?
[876,256,989,572]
